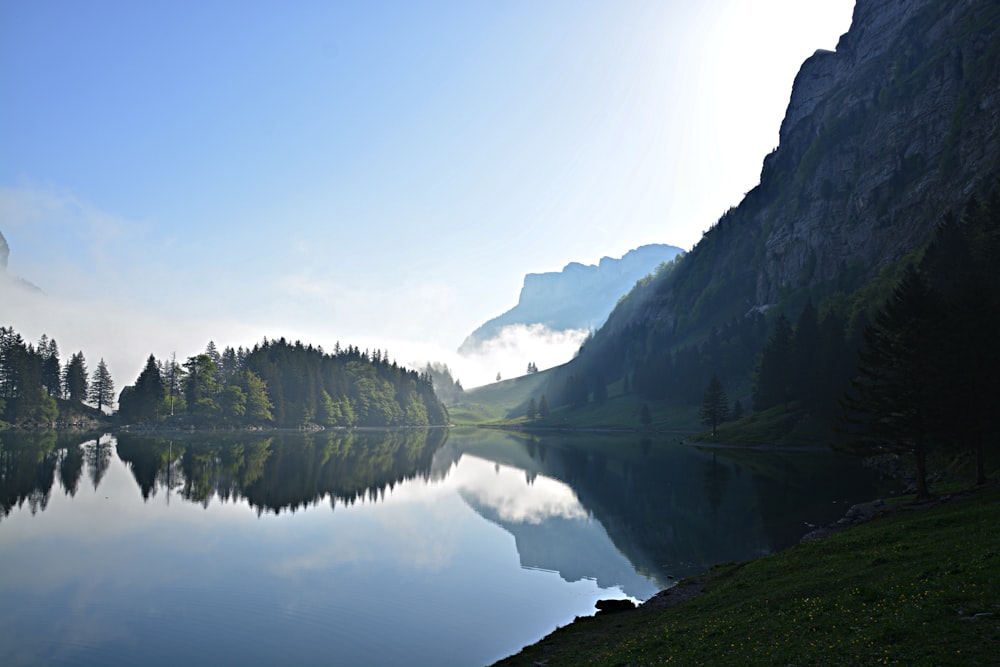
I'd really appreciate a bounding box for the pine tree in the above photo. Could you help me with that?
[88,358,115,412]
[840,266,943,499]
[526,397,537,420]
[63,352,88,404]
[538,395,549,418]
[700,375,729,436]
[40,337,62,398]
[119,354,165,422]
[753,315,793,411]
[790,300,821,406]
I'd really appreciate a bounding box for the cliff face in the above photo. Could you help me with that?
[755,0,1000,306]
[604,0,1000,339]
[459,244,682,353]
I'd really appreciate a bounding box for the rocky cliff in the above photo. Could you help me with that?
[601,0,1000,340]
[459,244,682,353]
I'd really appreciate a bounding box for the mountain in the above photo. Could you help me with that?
[459,244,683,353]
[0,229,44,294]
[541,0,1000,410]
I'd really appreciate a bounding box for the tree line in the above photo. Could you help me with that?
[119,337,450,428]
[0,329,114,426]
[840,192,1000,496]
[0,332,450,429]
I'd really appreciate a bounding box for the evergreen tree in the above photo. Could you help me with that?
[163,352,184,416]
[526,397,537,420]
[840,266,943,499]
[753,315,793,411]
[63,352,88,405]
[640,403,651,427]
[88,358,115,412]
[0,328,57,424]
[919,197,1000,485]
[700,375,729,436]
[39,336,62,397]
[239,370,273,423]
[538,395,549,418]
[119,354,165,422]
[790,300,821,406]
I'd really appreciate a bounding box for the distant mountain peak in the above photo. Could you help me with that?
[459,243,683,354]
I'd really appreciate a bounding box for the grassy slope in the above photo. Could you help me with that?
[450,372,549,424]
[456,372,701,431]
[494,483,1000,666]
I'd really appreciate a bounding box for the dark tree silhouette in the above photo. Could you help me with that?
[700,375,729,436]
[840,267,943,499]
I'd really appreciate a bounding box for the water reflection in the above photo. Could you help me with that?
[0,430,102,521]
[1,428,886,586]
[0,427,889,667]
[439,430,887,583]
[114,429,449,514]
[452,454,659,599]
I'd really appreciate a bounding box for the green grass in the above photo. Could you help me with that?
[528,394,699,431]
[692,403,835,446]
[453,372,550,424]
[495,483,1000,666]
[459,379,701,432]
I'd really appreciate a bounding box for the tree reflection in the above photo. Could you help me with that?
[0,431,101,521]
[58,445,84,496]
[114,429,448,514]
[84,436,114,490]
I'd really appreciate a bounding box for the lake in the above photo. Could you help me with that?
[0,428,886,666]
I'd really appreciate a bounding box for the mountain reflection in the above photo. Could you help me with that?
[450,453,660,599]
[2,427,883,597]
[440,431,884,586]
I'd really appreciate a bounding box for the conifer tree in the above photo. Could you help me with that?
[700,375,729,436]
[538,395,549,418]
[840,266,943,499]
[88,358,115,412]
[753,315,793,411]
[63,352,88,405]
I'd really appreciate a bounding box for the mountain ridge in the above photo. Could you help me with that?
[459,243,683,354]
[604,0,999,343]
[530,0,1000,417]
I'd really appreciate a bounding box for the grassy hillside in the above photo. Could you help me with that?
[495,482,1000,666]
[450,370,549,424]
[458,370,702,432]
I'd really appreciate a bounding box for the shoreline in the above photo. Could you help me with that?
[492,482,994,665]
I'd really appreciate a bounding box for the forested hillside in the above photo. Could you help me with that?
[528,0,1000,432]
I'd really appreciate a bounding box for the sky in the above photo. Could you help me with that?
[0,0,856,391]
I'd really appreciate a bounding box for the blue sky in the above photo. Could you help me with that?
[0,0,855,389]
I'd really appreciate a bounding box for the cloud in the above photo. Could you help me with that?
[0,279,263,403]
[454,324,588,388]
[0,183,584,395]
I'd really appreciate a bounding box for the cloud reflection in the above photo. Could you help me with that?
[450,455,588,525]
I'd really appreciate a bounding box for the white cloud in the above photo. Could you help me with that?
[454,324,588,388]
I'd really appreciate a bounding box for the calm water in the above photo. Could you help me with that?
[0,428,885,666]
